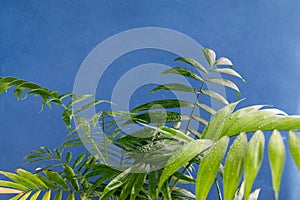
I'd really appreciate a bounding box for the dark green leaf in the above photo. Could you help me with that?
[174,57,208,73]
[162,67,204,82]
[150,83,198,94]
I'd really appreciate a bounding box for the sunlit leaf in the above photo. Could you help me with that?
[224,133,247,200]
[244,131,265,200]
[174,57,208,73]
[214,57,233,66]
[16,169,48,190]
[268,130,286,200]
[162,67,204,82]
[0,187,23,194]
[196,136,229,200]
[158,139,213,192]
[206,78,239,92]
[202,48,216,66]
[43,170,69,190]
[201,90,229,105]
[30,191,41,200]
[0,180,29,191]
[201,102,239,140]
[288,130,300,171]
[212,68,245,82]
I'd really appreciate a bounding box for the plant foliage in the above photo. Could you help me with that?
[1,47,300,200]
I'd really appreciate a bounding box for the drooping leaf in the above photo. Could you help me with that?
[268,130,286,200]
[16,169,48,190]
[202,48,216,67]
[206,78,240,92]
[212,68,245,82]
[0,180,29,191]
[244,131,265,200]
[0,171,39,190]
[162,67,204,82]
[288,130,300,171]
[174,57,208,73]
[214,57,233,66]
[196,136,229,200]
[201,90,229,105]
[157,139,213,192]
[224,133,247,200]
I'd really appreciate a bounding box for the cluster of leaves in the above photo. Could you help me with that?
[1,48,300,200]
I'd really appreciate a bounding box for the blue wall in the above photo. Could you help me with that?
[1,1,300,199]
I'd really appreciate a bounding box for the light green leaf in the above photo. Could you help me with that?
[150,83,198,94]
[42,190,51,200]
[43,170,69,190]
[16,169,48,190]
[158,139,213,192]
[201,90,229,105]
[0,171,39,190]
[197,103,216,115]
[30,191,41,200]
[9,193,24,200]
[268,130,286,200]
[0,180,29,191]
[214,57,233,66]
[212,68,245,82]
[202,102,239,140]
[288,130,300,171]
[224,133,247,200]
[19,191,32,200]
[206,78,240,92]
[244,131,265,200]
[174,57,208,73]
[162,67,204,82]
[202,48,216,66]
[196,136,229,200]
[34,174,58,190]
[67,191,75,200]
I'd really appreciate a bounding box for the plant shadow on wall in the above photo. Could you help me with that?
[0,48,300,200]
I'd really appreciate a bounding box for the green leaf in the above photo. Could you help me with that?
[67,191,75,200]
[196,136,229,200]
[202,102,239,140]
[201,90,229,105]
[19,191,32,200]
[0,171,39,190]
[131,99,194,113]
[150,83,198,94]
[162,67,204,82]
[43,170,69,190]
[34,174,58,190]
[197,103,216,115]
[161,180,172,200]
[64,165,79,191]
[244,131,265,200]
[212,68,245,81]
[42,190,51,200]
[0,180,29,191]
[158,139,213,192]
[9,193,24,200]
[16,169,48,190]
[73,152,86,168]
[214,57,233,66]
[130,173,147,200]
[224,133,247,200]
[132,111,189,124]
[119,174,136,200]
[66,152,72,163]
[67,94,93,107]
[268,130,286,200]
[149,171,157,200]
[288,130,300,171]
[202,48,216,66]
[30,191,41,200]
[54,190,63,200]
[206,78,240,92]
[174,57,208,73]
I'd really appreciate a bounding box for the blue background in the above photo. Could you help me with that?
[1,1,300,199]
